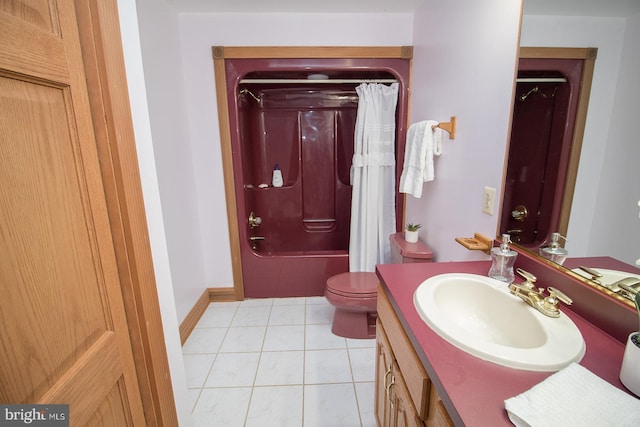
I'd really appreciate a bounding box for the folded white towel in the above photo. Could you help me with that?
[399,120,443,198]
[505,363,640,427]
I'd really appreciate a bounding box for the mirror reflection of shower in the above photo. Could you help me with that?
[500,70,574,247]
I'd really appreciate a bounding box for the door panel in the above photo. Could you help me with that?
[0,0,145,424]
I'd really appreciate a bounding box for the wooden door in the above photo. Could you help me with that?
[0,1,146,424]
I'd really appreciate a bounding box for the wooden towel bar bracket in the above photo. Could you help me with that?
[432,116,457,139]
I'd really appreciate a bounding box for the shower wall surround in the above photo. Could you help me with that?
[239,87,356,253]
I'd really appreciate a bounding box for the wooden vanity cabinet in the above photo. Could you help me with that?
[375,285,455,427]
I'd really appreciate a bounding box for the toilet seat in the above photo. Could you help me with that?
[325,272,378,298]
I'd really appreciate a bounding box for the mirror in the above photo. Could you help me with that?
[499,1,640,307]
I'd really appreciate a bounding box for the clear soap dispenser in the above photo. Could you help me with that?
[488,234,517,283]
[539,232,568,265]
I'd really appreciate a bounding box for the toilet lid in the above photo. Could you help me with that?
[326,272,378,297]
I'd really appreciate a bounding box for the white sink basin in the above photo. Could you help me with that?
[413,273,585,371]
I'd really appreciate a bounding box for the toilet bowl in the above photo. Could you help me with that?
[324,272,378,339]
[325,233,434,339]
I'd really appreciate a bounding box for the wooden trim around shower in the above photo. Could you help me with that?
[212,46,413,301]
[518,47,597,239]
[213,45,414,59]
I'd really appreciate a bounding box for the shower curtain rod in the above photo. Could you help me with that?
[516,77,567,83]
[241,77,560,84]
[239,78,398,84]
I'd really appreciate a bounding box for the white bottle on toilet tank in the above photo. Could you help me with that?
[272,164,283,187]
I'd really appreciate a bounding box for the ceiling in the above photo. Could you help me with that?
[166,0,640,17]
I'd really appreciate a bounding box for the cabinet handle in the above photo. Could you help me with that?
[386,374,395,405]
[383,364,392,389]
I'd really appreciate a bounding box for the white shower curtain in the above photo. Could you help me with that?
[349,83,399,272]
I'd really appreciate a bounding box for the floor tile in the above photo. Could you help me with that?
[262,325,305,351]
[187,388,201,412]
[273,297,306,306]
[182,327,227,354]
[306,301,335,325]
[185,296,378,425]
[304,383,361,427]
[306,324,347,350]
[255,350,304,386]
[355,382,377,427]
[219,326,266,352]
[268,304,305,325]
[204,352,260,387]
[347,337,376,349]
[231,306,271,327]
[245,386,303,427]
[197,305,237,328]
[349,347,376,382]
[240,298,274,307]
[191,387,251,427]
[183,354,216,388]
[305,349,353,384]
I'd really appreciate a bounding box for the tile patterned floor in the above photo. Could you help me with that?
[182,296,377,427]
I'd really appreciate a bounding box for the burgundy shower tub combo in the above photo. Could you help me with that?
[224,58,411,298]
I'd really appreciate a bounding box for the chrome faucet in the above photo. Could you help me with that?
[508,268,573,318]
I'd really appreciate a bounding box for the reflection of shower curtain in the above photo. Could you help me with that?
[349,83,399,272]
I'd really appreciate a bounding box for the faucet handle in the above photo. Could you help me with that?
[248,211,262,228]
[516,268,537,289]
[547,287,572,305]
[578,266,602,285]
[539,287,572,318]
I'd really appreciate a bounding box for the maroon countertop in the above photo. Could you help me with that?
[376,261,633,427]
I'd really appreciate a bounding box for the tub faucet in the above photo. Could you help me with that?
[249,235,265,250]
[248,212,262,228]
[508,268,573,318]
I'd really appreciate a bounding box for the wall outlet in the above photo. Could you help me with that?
[482,186,496,215]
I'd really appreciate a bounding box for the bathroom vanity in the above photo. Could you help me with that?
[375,260,636,427]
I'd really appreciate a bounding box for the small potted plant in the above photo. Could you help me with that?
[619,293,640,397]
[405,223,421,243]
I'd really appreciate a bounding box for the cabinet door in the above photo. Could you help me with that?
[375,319,395,427]
[427,399,455,427]
[391,363,426,427]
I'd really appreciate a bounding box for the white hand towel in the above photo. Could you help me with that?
[505,363,640,427]
[399,120,443,198]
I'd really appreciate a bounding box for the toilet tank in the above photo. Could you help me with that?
[390,232,433,264]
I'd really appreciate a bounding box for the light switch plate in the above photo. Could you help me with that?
[482,187,496,215]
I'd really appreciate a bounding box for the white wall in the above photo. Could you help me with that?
[117,0,191,425]
[589,13,640,265]
[520,15,630,260]
[406,0,523,261]
[135,0,206,322]
[177,13,415,289]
